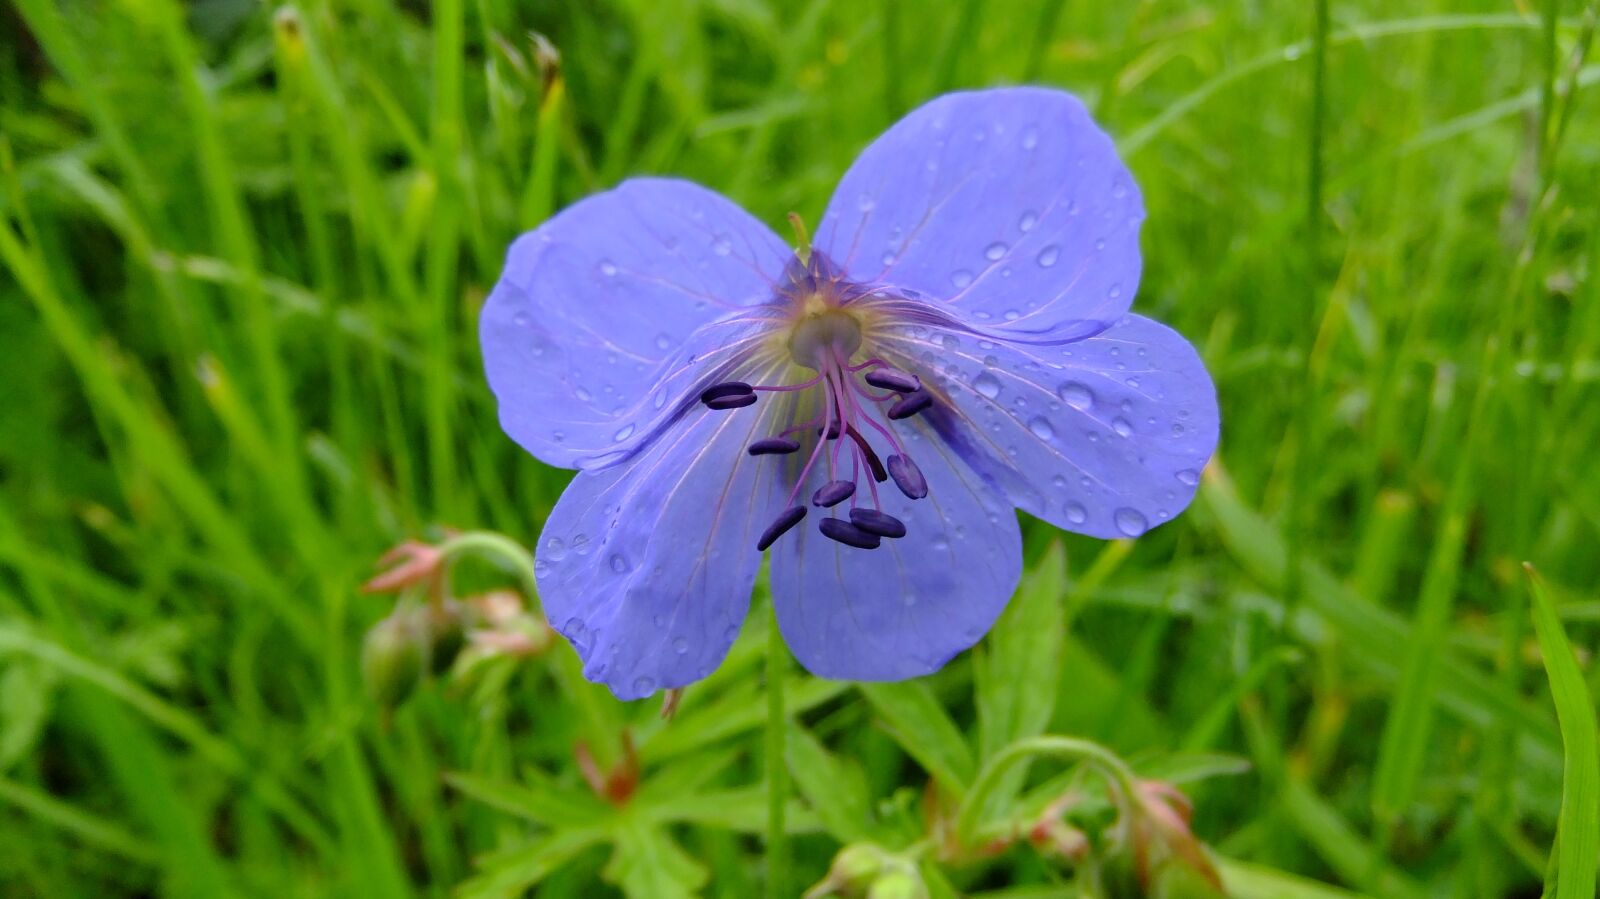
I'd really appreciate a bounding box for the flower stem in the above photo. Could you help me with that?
[765,599,788,899]
[953,736,1139,850]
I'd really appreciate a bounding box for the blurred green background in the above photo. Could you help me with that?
[2,0,1598,896]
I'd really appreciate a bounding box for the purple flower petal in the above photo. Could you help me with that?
[769,432,1021,681]
[880,314,1217,539]
[819,88,1143,341]
[482,178,790,469]
[534,397,787,700]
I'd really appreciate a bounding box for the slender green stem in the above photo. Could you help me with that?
[954,735,1139,850]
[765,601,788,899]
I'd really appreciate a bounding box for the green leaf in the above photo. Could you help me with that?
[456,827,608,899]
[1526,565,1599,899]
[604,817,708,899]
[444,769,610,828]
[786,723,873,841]
[860,681,976,790]
[0,658,57,771]
[974,542,1065,820]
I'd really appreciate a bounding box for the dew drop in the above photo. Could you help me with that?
[655,333,672,350]
[1114,508,1148,537]
[858,193,876,212]
[613,424,635,441]
[609,553,630,574]
[564,616,584,634]
[1053,475,1068,489]
[1028,417,1055,441]
[973,372,1002,399]
[673,637,689,654]
[570,533,591,555]
[951,269,974,288]
[1065,502,1088,525]
[985,241,1008,261]
[633,676,656,695]
[1057,382,1094,410]
[575,386,593,402]
[712,236,732,256]
[1112,417,1133,437]
[598,259,618,277]
[543,537,568,561]
[1176,469,1200,486]
[1018,210,1038,232]
[1037,245,1060,267]
[1108,283,1122,300]
[1020,126,1040,150]
[882,251,896,266]
[512,311,529,327]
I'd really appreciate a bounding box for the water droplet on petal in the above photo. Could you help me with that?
[633,676,656,695]
[985,241,1008,261]
[1028,417,1055,441]
[1065,502,1088,525]
[598,260,618,277]
[1037,245,1060,267]
[613,424,635,441]
[1114,508,1148,537]
[1019,210,1038,232]
[1176,469,1200,486]
[655,333,672,350]
[858,193,876,212]
[1057,382,1094,410]
[1021,126,1040,150]
[609,553,630,574]
[544,537,568,561]
[973,372,1002,399]
[512,311,529,326]
[951,269,974,288]
[712,236,732,256]
[672,637,689,654]
[1112,417,1133,437]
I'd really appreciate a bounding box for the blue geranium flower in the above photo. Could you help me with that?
[481,87,1218,700]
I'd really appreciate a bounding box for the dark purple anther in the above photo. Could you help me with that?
[705,393,758,410]
[887,389,933,420]
[757,506,807,551]
[887,454,928,499]
[819,517,881,549]
[748,437,801,456]
[700,381,753,404]
[865,368,921,394]
[849,508,907,538]
[812,480,856,508]
[845,426,888,482]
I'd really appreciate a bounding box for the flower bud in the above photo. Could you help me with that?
[804,843,889,898]
[866,864,928,899]
[361,612,427,710]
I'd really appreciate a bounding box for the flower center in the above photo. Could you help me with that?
[787,309,862,370]
[697,251,935,552]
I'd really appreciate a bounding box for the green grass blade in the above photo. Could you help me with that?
[1526,565,1600,899]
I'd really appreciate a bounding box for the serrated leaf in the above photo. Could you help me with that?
[455,827,608,899]
[860,681,975,790]
[604,817,707,899]
[786,723,872,841]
